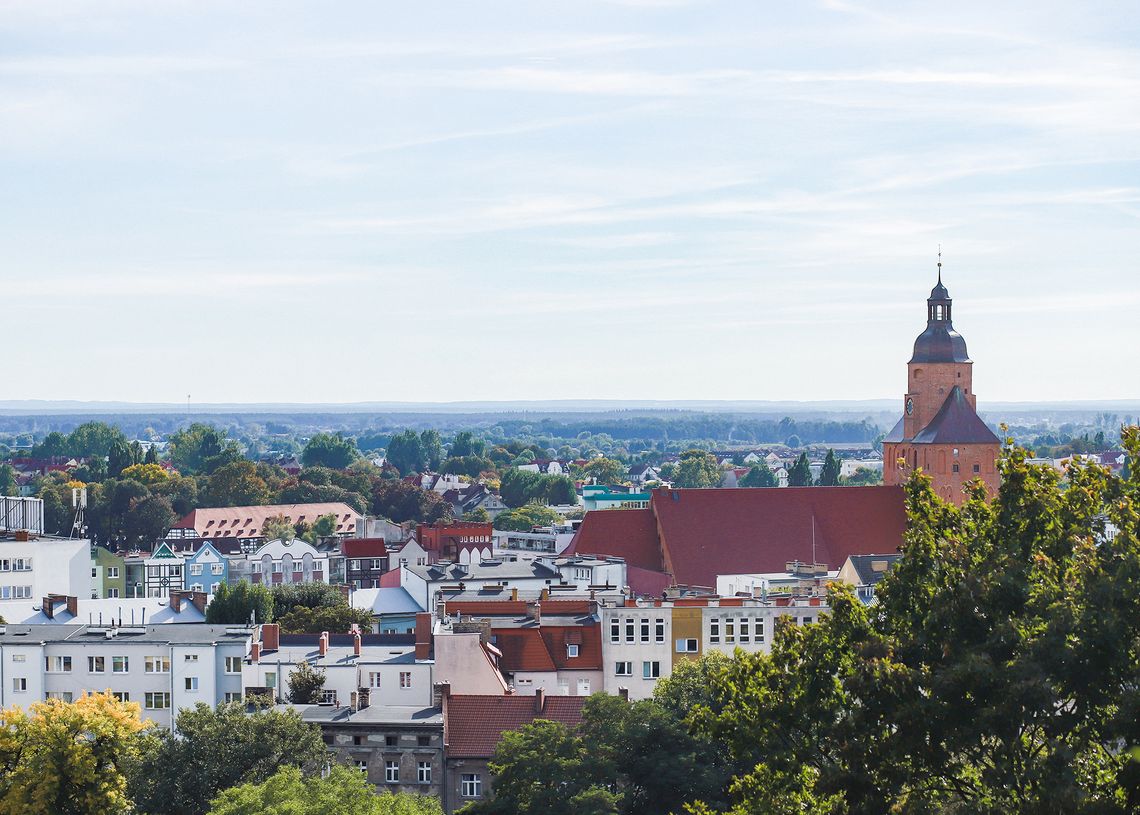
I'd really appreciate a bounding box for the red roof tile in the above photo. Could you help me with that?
[493,629,556,672]
[445,695,587,758]
[565,508,662,571]
[342,538,388,558]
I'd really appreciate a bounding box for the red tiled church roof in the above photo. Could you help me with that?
[445,694,587,758]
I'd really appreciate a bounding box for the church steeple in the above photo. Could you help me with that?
[910,258,970,364]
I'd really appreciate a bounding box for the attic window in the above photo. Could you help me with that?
[871,560,888,572]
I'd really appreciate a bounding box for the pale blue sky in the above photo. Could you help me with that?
[4,1,1138,404]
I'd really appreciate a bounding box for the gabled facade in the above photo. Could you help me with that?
[237,538,329,586]
[91,545,126,599]
[344,538,389,590]
[142,543,184,598]
[184,541,227,594]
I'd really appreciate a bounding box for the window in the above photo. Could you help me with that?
[185,654,198,662]
[368,672,382,688]
[639,619,650,643]
[418,761,432,784]
[265,672,276,689]
[108,588,120,598]
[709,618,720,643]
[952,463,960,473]
[46,656,72,673]
[224,692,242,703]
[615,661,632,676]
[92,567,98,578]
[973,464,981,474]
[143,656,167,673]
[185,677,199,691]
[190,583,203,593]
[386,735,398,747]
[320,689,338,705]
[675,638,699,653]
[385,761,400,783]
[461,774,482,798]
[400,672,412,689]
[642,661,661,679]
[725,618,736,644]
[211,562,224,575]
[12,677,27,692]
[112,692,129,702]
[740,618,750,643]
[567,644,579,658]
[610,619,620,643]
[11,654,25,662]
[47,691,73,702]
[88,656,105,673]
[418,735,431,747]
[293,560,304,573]
[190,564,203,575]
[349,559,360,570]
[756,619,765,643]
[625,618,634,643]
[355,759,369,774]
[654,618,665,643]
[145,692,171,710]
[225,656,242,674]
[107,567,119,578]
[370,559,384,570]
[272,562,283,573]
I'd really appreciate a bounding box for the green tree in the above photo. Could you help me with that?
[545,474,577,505]
[450,431,486,458]
[0,464,16,496]
[462,506,492,523]
[0,693,147,815]
[276,604,374,634]
[269,581,348,620]
[371,479,452,524]
[127,703,327,815]
[204,461,270,507]
[169,423,242,475]
[674,449,722,489]
[493,501,562,532]
[583,457,626,485]
[385,430,425,476]
[738,465,777,488]
[420,429,444,472]
[301,433,359,469]
[66,421,128,459]
[107,438,133,478]
[442,455,494,477]
[144,444,159,465]
[499,468,547,507]
[287,661,326,704]
[205,581,274,625]
[29,431,69,459]
[692,429,1140,814]
[119,462,170,487]
[208,765,442,815]
[786,453,812,487]
[121,494,177,545]
[815,449,840,486]
[261,514,295,542]
[840,467,882,486]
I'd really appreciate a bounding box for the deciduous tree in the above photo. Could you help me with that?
[208,765,442,815]
[301,433,359,469]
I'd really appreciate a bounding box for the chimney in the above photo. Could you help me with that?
[261,623,280,652]
[534,687,546,714]
[170,591,182,613]
[357,686,370,710]
[66,596,78,617]
[531,601,542,625]
[540,588,549,601]
[250,642,261,662]
[432,681,451,707]
[415,612,432,660]
[353,630,362,657]
[42,596,54,620]
[511,587,518,601]
[318,631,329,657]
[188,591,207,614]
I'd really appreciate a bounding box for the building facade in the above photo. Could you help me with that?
[0,532,91,604]
[184,541,228,594]
[882,268,1001,504]
[91,546,126,599]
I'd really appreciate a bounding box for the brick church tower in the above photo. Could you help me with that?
[882,264,1001,504]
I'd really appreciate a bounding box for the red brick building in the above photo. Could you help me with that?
[882,268,1001,504]
[417,521,493,561]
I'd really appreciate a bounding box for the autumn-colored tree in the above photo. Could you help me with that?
[0,692,147,815]
[119,463,171,487]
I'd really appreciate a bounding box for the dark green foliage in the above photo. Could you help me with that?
[169,423,242,475]
[674,449,722,488]
[300,433,358,469]
[126,703,327,815]
[500,468,577,507]
[205,581,274,625]
[419,430,444,472]
[787,452,812,487]
[816,449,840,486]
[442,455,494,477]
[275,604,374,634]
[371,479,452,524]
[286,661,326,704]
[739,464,777,487]
[385,429,426,476]
[492,502,562,531]
[449,431,487,458]
[268,582,346,620]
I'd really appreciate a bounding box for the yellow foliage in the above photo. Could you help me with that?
[0,692,147,815]
[119,463,170,486]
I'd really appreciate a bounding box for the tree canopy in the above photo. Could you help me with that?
[208,765,442,815]
[787,452,813,487]
[301,433,359,469]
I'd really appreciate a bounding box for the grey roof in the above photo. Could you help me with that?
[845,553,903,585]
[2,597,207,626]
[883,416,906,444]
[349,587,423,616]
[911,387,1001,445]
[283,703,443,726]
[909,322,970,364]
[0,623,251,645]
[408,559,560,582]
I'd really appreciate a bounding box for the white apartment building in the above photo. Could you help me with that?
[0,533,91,604]
[0,623,251,728]
[243,624,433,710]
[599,605,673,699]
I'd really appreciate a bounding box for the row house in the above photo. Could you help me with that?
[184,541,229,594]
[229,538,330,587]
[0,622,250,729]
[91,545,126,598]
[600,595,829,699]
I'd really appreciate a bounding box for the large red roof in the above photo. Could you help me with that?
[565,508,662,572]
[342,538,388,558]
[652,486,907,588]
[445,694,587,758]
[173,502,359,540]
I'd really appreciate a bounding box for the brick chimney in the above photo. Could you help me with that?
[250,642,261,662]
[66,596,78,617]
[534,686,546,714]
[531,601,542,624]
[261,623,280,652]
[169,591,182,613]
[433,681,451,707]
[353,630,362,657]
[42,596,55,620]
[414,612,432,660]
[511,587,518,601]
[318,631,329,657]
[357,686,371,710]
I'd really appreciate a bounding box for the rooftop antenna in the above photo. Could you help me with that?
[937,244,943,284]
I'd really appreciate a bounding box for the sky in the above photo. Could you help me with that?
[3,1,1139,405]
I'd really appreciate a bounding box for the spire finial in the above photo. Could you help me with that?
[937,244,942,284]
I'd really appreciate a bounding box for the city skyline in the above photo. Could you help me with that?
[4,1,1139,403]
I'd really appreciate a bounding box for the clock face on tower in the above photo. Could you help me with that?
[905,398,914,416]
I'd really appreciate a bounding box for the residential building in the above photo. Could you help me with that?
[626,463,662,486]
[439,484,508,520]
[882,269,1002,504]
[1,590,207,625]
[388,537,431,571]
[344,538,389,589]
[291,703,444,801]
[567,485,906,591]
[837,553,902,603]
[230,538,330,587]
[581,485,650,511]
[441,688,586,813]
[0,622,250,728]
[141,543,184,598]
[840,459,885,478]
[0,529,91,604]
[90,546,126,599]
[166,502,360,548]
[350,587,425,633]
[184,541,228,594]
[418,522,494,562]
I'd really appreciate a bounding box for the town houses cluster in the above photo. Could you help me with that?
[0,275,1118,812]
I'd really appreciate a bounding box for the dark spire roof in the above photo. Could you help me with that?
[911,386,1000,445]
[910,267,970,364]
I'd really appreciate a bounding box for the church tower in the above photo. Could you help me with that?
[882,262,1001,504]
